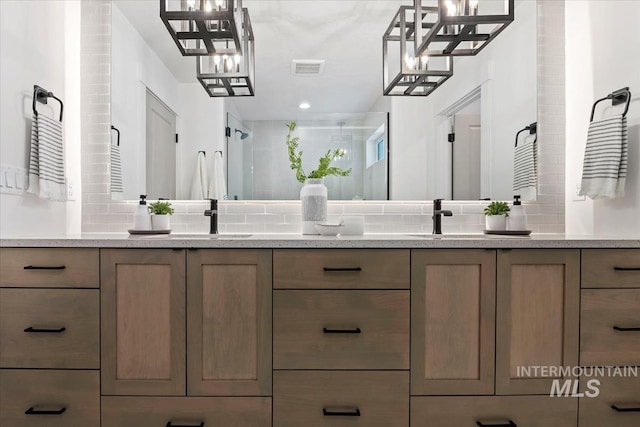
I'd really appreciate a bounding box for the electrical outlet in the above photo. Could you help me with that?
[66,180,76,201]
[572,183,585,202]
[0,164,27,195]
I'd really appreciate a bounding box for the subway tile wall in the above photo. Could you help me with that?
[81,0,565,234]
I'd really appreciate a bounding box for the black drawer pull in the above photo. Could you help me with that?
[323,267,362,272]
[24,327,66,333]
[323,327,362,334]
[614,266,640,271]
[323,408,361,417]
[612,404,640,413]
[166,422,205,427]
[476,421,517,427]
[613,326,640,332]
[24,265,66,270]
[25,406,66,415]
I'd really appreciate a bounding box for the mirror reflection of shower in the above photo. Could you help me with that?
[226,112,388,200]
[226,113,254,200]
[235,128,250,140]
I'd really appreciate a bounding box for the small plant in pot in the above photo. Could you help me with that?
[484,201,510,231]
[148,200,174,231]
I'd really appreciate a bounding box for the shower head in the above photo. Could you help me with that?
[235,128,249,140]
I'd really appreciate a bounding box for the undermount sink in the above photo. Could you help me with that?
[405,234,485,239]
[138,233,253,239]
[172,234,253,239]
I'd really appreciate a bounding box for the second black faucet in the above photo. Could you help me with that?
[432,199,453,235]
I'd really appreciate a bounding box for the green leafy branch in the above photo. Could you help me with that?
[285,121,352,184]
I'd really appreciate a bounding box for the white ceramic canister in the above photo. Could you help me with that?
[300,178,328,235]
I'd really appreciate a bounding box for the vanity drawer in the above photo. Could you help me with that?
[274,371,409,427]
[274,290,409,369]
[582,249,640,288]
[581,289,640,366]
[0,248,99,288]
[102,396,271,427]
[273,249,410,289]
[0,289,99,368]
[0,369,99,427]
[411,396,577,427]
[579,376,640,427]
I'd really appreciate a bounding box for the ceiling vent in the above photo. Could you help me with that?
[291,60,325,76]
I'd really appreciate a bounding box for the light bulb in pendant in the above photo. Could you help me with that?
[404,54,416,70]
[446,0,458,16]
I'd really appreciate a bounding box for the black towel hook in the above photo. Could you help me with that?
[198,150,206,156]
[110,125,120,146]
[32,85,64,122]
[514,122,537,147]
[590,87,631,122]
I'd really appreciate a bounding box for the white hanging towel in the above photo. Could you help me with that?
[27,112,67,201]
[208,151,227,200]
[579,115,628,199]
[110,144,124,195]
[190,151,209,200]
[513,135,537,201]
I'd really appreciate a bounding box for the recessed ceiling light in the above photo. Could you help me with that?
[299,102,311,110]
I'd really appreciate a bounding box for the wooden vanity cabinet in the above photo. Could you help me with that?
[186,249,272,396]
[0,248,100,427]
[578,249,640,427]
[411,250,496,395]
[101,248,272,397]
[496,249,580,395]
[101,249,186,396]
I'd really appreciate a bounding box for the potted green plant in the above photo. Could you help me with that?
[148,200,174,230]
[484,201,510,230]
[286,121,352,234]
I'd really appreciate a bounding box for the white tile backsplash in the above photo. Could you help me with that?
[81,0,565,235]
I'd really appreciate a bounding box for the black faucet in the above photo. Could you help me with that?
[432,199,453,235]
[204,199,218,234]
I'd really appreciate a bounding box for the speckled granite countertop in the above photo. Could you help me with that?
[1,233,639,249]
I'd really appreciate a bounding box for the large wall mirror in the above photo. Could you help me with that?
[111,0,536,201]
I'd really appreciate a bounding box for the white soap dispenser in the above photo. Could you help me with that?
[509,195,528,231]
[133,194,151,230]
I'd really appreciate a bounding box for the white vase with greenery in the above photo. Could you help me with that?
[286,121,351,235]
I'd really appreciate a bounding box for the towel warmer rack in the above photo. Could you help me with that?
[110,126,120,146]
[514,122,537,147]
[198,150,206,156]
[590,87,631,122]
[33,85,64,122]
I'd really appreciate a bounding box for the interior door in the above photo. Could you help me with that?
[452,114,481,200]
[146,90,176,199]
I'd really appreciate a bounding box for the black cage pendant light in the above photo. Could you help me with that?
[160,0,244,56]
[196,7,255,97]
[383,5,453,96]
[414,0,514,57]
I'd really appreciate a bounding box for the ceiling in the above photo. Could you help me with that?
[114,0,410,120]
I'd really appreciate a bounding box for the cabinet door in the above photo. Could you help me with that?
[411,250,496,395]
[187,249,272,396]
[496,249,580,395]
[101,249,186,396]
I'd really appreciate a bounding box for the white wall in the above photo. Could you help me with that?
[565,0,640,235]
[0,0,81,237]
[390,0,536,201]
